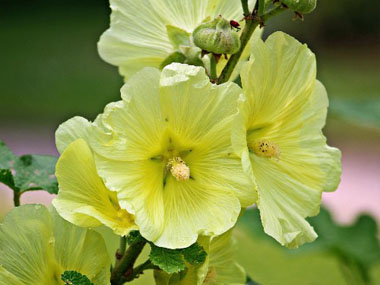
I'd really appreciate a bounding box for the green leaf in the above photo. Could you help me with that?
[309,209,380,272]
[149,241,207,275]
[0,140,16,169]
[181,242,207,265]
[13,154,58,194]
[0,169,15,189]
[61,270,94,285]
[149,245,186,274]
[236,208,380,284]
[0,140,58,194]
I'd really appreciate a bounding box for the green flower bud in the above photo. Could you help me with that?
[192,16,240,55]
[281,0,317,14]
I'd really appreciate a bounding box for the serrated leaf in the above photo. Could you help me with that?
[61,270,94,285]
[181,243,207,265]
[150,245,186,274]
[0,140,58,194]
[13,154,58,194]
[0,168,15,189]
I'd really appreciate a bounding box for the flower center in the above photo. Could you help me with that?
[250,139,280,159]
[167,157,190,181]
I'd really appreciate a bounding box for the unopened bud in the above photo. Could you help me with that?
[192,16,240,55]
[281,0,317,14]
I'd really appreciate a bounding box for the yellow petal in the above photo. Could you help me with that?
[235,32,342,248]
[0,204,60,284]
[55,116,92,154]
[54,139,136,236]
[51,208,111,284]
[90,68,165,162]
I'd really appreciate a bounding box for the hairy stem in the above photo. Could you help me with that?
[217,3,286,84]
[111,238,146,285]
[217,20,259,84]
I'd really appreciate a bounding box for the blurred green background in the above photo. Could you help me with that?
[0,0,379,284]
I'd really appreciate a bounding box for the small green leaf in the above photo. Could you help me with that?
[0,169,15,189]
[61,270,93,285]
[150,245,186,274]
[181,242,207,265]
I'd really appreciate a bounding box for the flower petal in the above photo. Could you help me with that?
[0,204,60,284]
[54,139,136,236]
[51,208,111,285]
[160,63,256,206]
[98,0,172,80]
[207,229,246,284]
[55,116,92,154]
[236,32,342,248]
[90,68,165,162]
[151,180,241,249]
[95,157,166,245]
[149,0,250,32]
[0,265,23,285]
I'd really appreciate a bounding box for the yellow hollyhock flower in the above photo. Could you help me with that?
[98,0,255,80]
[232,32,342,248]
[56,63,256,249]
[0,204,110,285]
[53,139,137,236]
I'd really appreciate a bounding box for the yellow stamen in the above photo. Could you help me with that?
[167,157,190,181]
[251,139,280,159]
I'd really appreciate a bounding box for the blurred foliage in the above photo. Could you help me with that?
[236,208,380,285]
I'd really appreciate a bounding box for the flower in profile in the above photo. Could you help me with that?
[0,204,110,284]
[232,32,342,248]
[55,63,255,249]
[98,0,255,80]
[53,139,137,236]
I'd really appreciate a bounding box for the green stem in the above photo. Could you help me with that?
[241,0,250,16]
[111,239,146,285]
[217,5,286,84]
[217,20,259,84]
[209,54,217,81]
[123,260,158,282]
[115,236,127,268]
[13,191,21,207]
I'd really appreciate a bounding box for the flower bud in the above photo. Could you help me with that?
[192,16,240,55]
[281,0,317,14]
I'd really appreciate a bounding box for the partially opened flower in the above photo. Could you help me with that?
[56,63,255,249]
[0,204,110,284]
[98,0,255,80]
[232,32,342,248]
[53,138,137,236]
